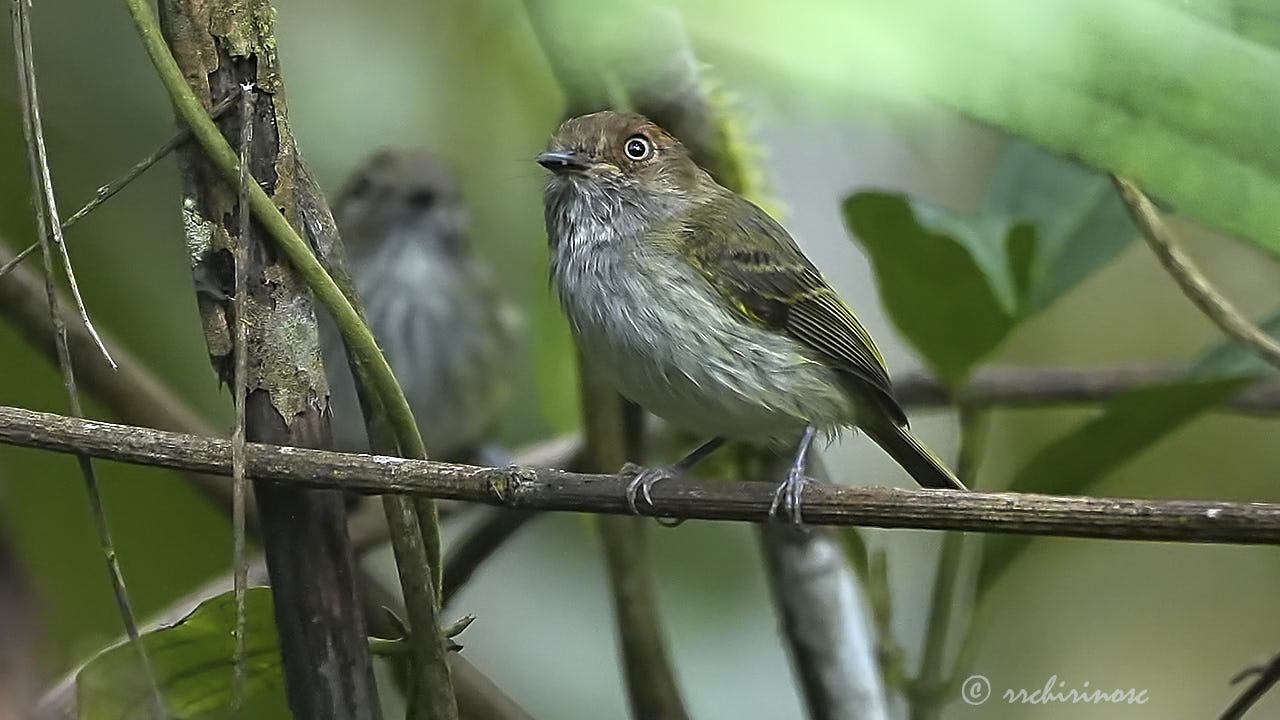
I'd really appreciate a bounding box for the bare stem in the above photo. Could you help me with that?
[229,82,255,716]
[0,87,247,283]
[10,0,159,714]
[910,406,986,720]
[382,497,459,720]
[1114,175,1280,371]
[1221,652,1280,720]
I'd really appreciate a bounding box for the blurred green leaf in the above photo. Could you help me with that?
[977,312,1280,594]
[843,192,1021,386]
[979,141,1135,314]
[1005,379,1251,498]
[676,0,1280,254]
[1152,0,1280,51]
[77,588,282,720]
[1189,313,1280,379]
[845,142,1139,386]
[979,377,1251,593]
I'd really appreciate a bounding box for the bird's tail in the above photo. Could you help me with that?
[862,420,966,491]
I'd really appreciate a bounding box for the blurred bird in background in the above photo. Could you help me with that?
[321,149,520,462]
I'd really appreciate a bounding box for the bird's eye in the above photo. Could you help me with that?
[406,188,436,209]
[623,134,653,162]
[345,176,372,199]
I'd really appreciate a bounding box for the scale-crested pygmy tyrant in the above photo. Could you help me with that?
[538,111,965,521]
[321,149,518,460]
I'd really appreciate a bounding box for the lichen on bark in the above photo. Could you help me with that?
[162,0,328,424]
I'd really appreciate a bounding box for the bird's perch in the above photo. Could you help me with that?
[3,405,1278,545]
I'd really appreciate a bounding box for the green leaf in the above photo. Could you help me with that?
[843,192,1019,386]
[978,377,1250,593]
[979,141,1135,314]
[77,588,283,720]
[672,0,1280,255]
[844,146,1136,386]
[1189,313,1280,379]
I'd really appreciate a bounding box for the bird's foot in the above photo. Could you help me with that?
[769,465,815,525]
[622,463,680,515]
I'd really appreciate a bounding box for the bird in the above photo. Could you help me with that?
[537,111,964,522]
[321,148,519,462]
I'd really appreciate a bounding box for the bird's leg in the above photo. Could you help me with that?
[770,426,817,524]
[625,436,726,514]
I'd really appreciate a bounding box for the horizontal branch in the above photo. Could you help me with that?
[4,405,1280,545]
[895,365,1280,415]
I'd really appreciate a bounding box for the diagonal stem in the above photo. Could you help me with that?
[0,89,245,283]
[229,82,255,716]
[9,0,161,715]
[910,405,987,720]
[1114,175,1280,371]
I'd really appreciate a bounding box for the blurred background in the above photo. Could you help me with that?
[2,0,1279,718]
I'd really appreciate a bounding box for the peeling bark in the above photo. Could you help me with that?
[157,1,380,717]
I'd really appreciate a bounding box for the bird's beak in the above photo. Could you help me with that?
[537,150,589,174]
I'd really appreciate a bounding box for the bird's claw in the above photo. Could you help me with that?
[769,467,814,524]
[623,463,675,515]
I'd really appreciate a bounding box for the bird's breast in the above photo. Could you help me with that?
[548,219,853,442]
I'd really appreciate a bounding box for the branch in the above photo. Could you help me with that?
[760,521,891,720]
[5,406,1280,544]
[896,365,1280,415]
[1221,652,1280,720]
[229,81,255,715]
[0,240,248,518]
[0,241,526,719]
[910,406,986,720]
[1114,176,1280,371]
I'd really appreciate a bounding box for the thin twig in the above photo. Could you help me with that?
[11,1,114,369]
[68,89,245,230]
[229,82,255,716]
[1220,652,1280,720]
[910,532,966,720]
[911,407,986,720]
[0,91,244,282]
[1114,175,1280,371]
[6,405,1280,544]
[9,0,159,715]
[382,496,459,719]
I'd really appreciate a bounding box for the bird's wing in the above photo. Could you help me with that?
[666,193,907,426]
